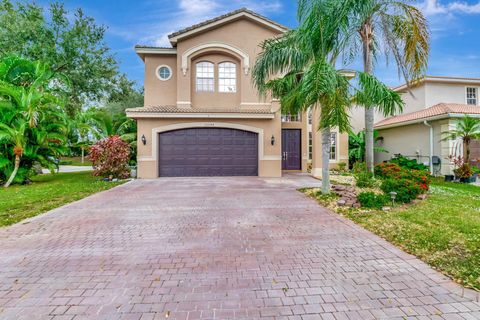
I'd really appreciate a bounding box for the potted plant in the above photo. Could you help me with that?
[446,154,464,182]
[454,163,474,183]
[472,166,479,182]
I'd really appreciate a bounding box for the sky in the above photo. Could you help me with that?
[50,0,480,87]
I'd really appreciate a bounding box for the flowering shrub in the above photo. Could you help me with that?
[89,136,130,179]
[371,162,431,204]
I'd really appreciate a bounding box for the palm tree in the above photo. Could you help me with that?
[349,129,388,164]
[0,55,68,186]
[253,0,352,194]
[0,121,26,187]
[442,116,480,164]
[344,0,430,173]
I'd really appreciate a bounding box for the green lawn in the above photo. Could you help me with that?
[59,156,92,166]
[0,171,125,227]
[303,180,480,291]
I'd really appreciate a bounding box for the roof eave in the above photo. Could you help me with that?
[393,76,480,92]
[126,111,275,119]
[375,112,480,129]
[134,47,177,61]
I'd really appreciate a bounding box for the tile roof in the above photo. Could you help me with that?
[375,103,480,128]
[126,105,274,114]
[167,8,288,39]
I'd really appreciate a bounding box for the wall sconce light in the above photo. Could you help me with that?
[271,135,275,146]
[141,134,147,145]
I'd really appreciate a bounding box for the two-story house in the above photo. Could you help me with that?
[352,76,480,175]
[126,8,348,178]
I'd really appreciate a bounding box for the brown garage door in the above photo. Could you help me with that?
[158,128,258,177]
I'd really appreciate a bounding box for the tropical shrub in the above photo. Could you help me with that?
[389,155,429,171]
[375,162,431,193]
[354,172,376,188]
[352,161,367,174]
[0,55,68,187]
[454,163,473,179]
[380,178,422,203]
[337,162,347,172]
[89,136,130,179]
[358,192,389,208]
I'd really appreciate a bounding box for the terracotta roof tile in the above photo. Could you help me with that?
[375,103,480,128]
[126,105,274,114]
[168,8,288,39]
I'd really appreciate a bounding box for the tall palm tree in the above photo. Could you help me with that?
[442,116,480,164]
[343,0,430,173]
[253,0,352,194]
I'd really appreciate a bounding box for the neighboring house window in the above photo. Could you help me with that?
[218,62,236,92]
[308,108,313,125]
[330,132,337,160]
[156,65,172,81]
[466,87,478,105]
[308,132,313,160]
[281,113,302,122]
[196,62,214,92]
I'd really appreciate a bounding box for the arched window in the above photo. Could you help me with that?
[196,62,214,92]
[218,62,236,93]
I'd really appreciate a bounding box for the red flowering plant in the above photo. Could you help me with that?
[89,136,130,179]
[375,162,431,193]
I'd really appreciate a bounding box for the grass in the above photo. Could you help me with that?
[0,171,125,227]
[302,179,480,291]
[59,156,92,166]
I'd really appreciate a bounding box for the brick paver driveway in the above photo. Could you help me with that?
[1,175,479,320]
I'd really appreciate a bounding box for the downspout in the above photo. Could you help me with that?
[423,121,434,174]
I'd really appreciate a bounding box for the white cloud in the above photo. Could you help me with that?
[115,0,283,47]
[422,0,480,16]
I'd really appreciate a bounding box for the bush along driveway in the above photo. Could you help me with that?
[0,171,125,227]
[303,178,480,292]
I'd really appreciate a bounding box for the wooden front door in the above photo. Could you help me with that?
[282,129,301,170]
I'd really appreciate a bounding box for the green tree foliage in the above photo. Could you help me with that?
[0,0,119,115]
[0,55,68,186]
[349,129,387,164]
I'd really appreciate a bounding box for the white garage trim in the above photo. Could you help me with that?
[138,122,266,163]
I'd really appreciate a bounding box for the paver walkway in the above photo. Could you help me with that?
[0,175,479,320]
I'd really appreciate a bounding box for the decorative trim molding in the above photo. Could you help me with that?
[126,112,274,119]
[181,42,250,76]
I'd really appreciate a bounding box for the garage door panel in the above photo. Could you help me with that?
[159,128,258,177]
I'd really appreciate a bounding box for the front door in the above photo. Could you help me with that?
[282,129,301,170]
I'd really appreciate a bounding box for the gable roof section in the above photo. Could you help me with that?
[168,8,288,45]
[393,76,480,92]
[375,103,480,129]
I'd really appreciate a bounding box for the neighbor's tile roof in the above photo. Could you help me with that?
[375,103,480,128]
[168,8,288,39]
[126,105,274,114]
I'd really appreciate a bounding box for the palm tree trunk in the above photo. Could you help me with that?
[321,127,331,194]
[464,140,471,164]
[81,147,85,164]
[4,155,20,188]
[362,22,375,173]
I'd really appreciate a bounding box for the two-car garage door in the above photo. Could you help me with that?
[158,128,258,177]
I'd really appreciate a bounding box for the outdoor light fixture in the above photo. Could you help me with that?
[271,135,275,146]
[141,134,147,145]
[390,191,397,206]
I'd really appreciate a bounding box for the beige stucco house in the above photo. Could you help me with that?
[126,8,348,178]
[351,76,480,175]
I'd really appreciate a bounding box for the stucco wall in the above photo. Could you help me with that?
[144,55,177,106]
[425,82,477,106]
[135,115,283,178]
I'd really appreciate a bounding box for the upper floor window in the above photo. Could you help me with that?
[466,87,478,105]
[218,62,236,93]
[282,113,302,122]
[156,65,172,81]
[196,62,214,92]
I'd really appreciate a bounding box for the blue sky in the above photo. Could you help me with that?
[57,0,480,87]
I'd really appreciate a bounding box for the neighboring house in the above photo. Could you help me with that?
[126,8,348,178]
[352,76,480,175]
